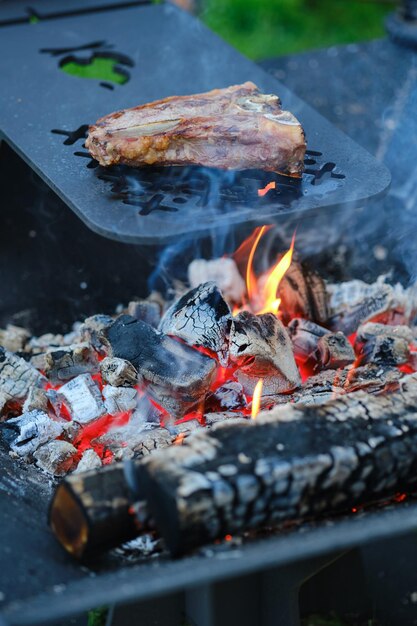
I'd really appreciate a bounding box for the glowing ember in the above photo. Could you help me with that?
[251,379,263,419]
[257,181,276,197]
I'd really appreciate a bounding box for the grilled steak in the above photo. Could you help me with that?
[86,82,306,176]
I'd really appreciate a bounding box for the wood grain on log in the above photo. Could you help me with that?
[278,261,329,325]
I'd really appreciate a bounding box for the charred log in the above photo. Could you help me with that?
[103,315,216,418]
[80,314,114,351]
[229,311,301,395]
[49,462,143,558]
[159,282,232,366]
[136,373,417,555]
[355,323,411,366]
[127,300,161,329]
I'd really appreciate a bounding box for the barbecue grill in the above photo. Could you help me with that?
[1,2,417,626]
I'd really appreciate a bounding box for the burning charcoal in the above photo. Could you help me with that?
[103,315,216,418]
[355,323,412,366]
[287,318,330,364]
[80,314,114,351]
[229,311,301,395]
[102,385,138,415]
[0,410,63,457]
[59,374,105,424]
[0,324,29,353]
[278,261,329,325]
[133,426,176,458]
[44,343,99,382]
[315,332,355,370]
[0,347,44,402]
[100,356,138,387]
[34,440,78,476]
[357,322,413,344]
[75,449,102,473]
[159,282,232,366]
[326,278,398,335]
[209,381,246,411]
[188,258,246,305]
[127,300,161,328]
[23,386,49,413]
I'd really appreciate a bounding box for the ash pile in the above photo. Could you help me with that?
[1,228,417,480]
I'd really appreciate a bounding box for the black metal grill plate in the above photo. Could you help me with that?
[0,4,390,244]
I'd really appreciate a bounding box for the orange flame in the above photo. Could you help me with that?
[234,226,296,316]
[251,379,263,419]
[258,232,296,315]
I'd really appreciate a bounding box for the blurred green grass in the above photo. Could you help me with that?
[202,0,396,59]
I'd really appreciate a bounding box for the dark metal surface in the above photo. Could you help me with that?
[0,4,390,244]
[0,0,151,27]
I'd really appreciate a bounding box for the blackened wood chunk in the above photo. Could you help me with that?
[103,315,216,418]
[159,282,232,366]
[59,374,105,424]
[288,318,329,364]
[34,440,78,476]
[44,343,99,382]
[23,386,49,413]
[278,261,329,325]
[100,356,138,387]
[0,347,44,402]
[315,332,355,370]
[0,410,63,457]
[356,323,411,366]
[136,373,417,555]
[229,311,301,395]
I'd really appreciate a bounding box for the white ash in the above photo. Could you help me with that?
[103,385,138,415]
[58,373,105,424]
[34,440,78,476]
[0,347,44,401]
[100,357,138,387]
[188,258,246,304]
[113,534,162,559]
[6,410,63,457]
[357,322,414,343]
[74,449,102,473]
[0,325,29,353]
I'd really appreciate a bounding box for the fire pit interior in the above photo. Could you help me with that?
[1,1,417,626]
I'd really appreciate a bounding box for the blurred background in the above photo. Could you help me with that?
[174,0,397,59]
